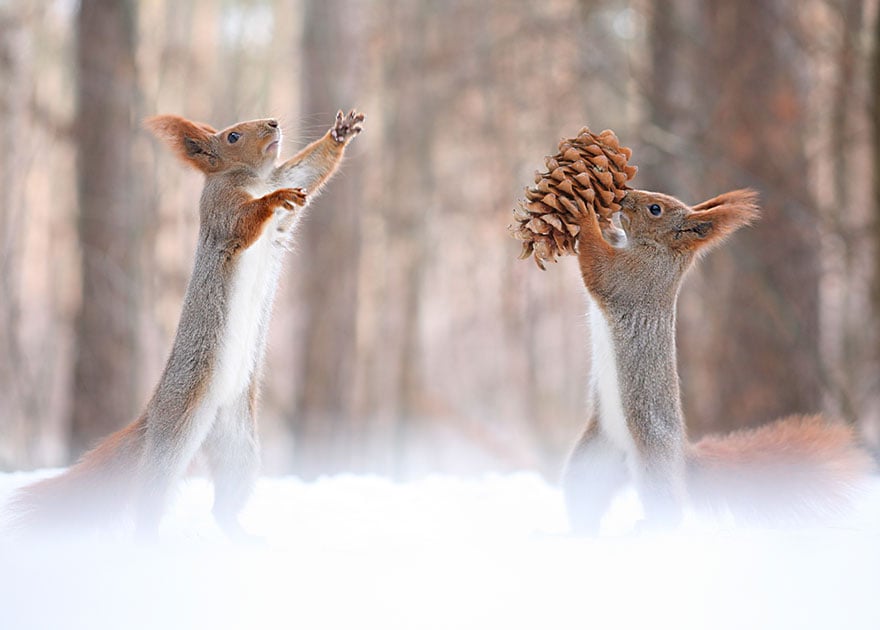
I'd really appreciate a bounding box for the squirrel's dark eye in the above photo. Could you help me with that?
[227,132,241,144]
[648,203,662,216]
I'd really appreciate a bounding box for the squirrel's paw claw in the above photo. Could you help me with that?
[331,109,365,143]
[275,187,307,211]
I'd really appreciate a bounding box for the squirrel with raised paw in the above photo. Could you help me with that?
[6,109,365,540]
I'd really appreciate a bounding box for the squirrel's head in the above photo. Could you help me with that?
[145,115,281,175]
[618,188,760,260]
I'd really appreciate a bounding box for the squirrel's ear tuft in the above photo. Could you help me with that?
[144,115,220,173]
[692,189,761,215]
[676,189,761,255]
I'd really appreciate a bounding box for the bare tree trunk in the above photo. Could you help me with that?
[70,0,139,457]
[290,0,365,478]
[696,0,822,432]
[871,2,880,437]
[379,1,433,477]
[0,5,32,465]
[642,0,685,192]
[828,0,864,424]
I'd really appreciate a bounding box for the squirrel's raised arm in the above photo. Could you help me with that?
[271,109,365,195]
[575,193,619,298]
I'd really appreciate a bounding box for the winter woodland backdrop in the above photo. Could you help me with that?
[1,0,879,479]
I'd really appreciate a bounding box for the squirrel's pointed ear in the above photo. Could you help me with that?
[144,115,220,173]
[677,189,761,254]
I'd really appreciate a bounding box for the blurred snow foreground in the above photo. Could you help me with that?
[1,472,880,630]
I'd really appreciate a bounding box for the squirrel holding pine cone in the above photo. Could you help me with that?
[514,127,873,533]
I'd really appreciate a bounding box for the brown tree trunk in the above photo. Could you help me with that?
[642,0,685,192]
[290,0,365,478]
[695,0,822,431]
[829,0,864,424]
[70,0,139,457]
[872,3,880,432]
[0,5,33,465]
[375,1,432,477]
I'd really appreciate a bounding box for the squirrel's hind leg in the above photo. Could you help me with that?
[629,448,686,532]
[562,420,629,536]
[135,403,218,540]
[203,390,261,542]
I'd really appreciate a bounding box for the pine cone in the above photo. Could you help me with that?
[511,127,638,269]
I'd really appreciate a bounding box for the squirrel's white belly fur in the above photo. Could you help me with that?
[211,211,286,406]
[588,296,636,455]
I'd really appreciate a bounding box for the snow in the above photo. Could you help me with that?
[1,471,880,630]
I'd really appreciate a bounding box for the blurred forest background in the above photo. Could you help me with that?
[1,0,879,480]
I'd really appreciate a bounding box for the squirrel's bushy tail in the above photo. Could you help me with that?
[686,415,874,523]
[4,416,146,536]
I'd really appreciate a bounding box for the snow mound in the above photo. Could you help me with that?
[1,471,879,630]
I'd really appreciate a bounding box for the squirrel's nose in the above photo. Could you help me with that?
[267,119,279,128]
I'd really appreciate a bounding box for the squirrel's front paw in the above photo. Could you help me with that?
[331,109,365,144]
[273,187,308,210]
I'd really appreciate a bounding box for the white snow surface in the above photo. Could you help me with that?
[1,471,879,630]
